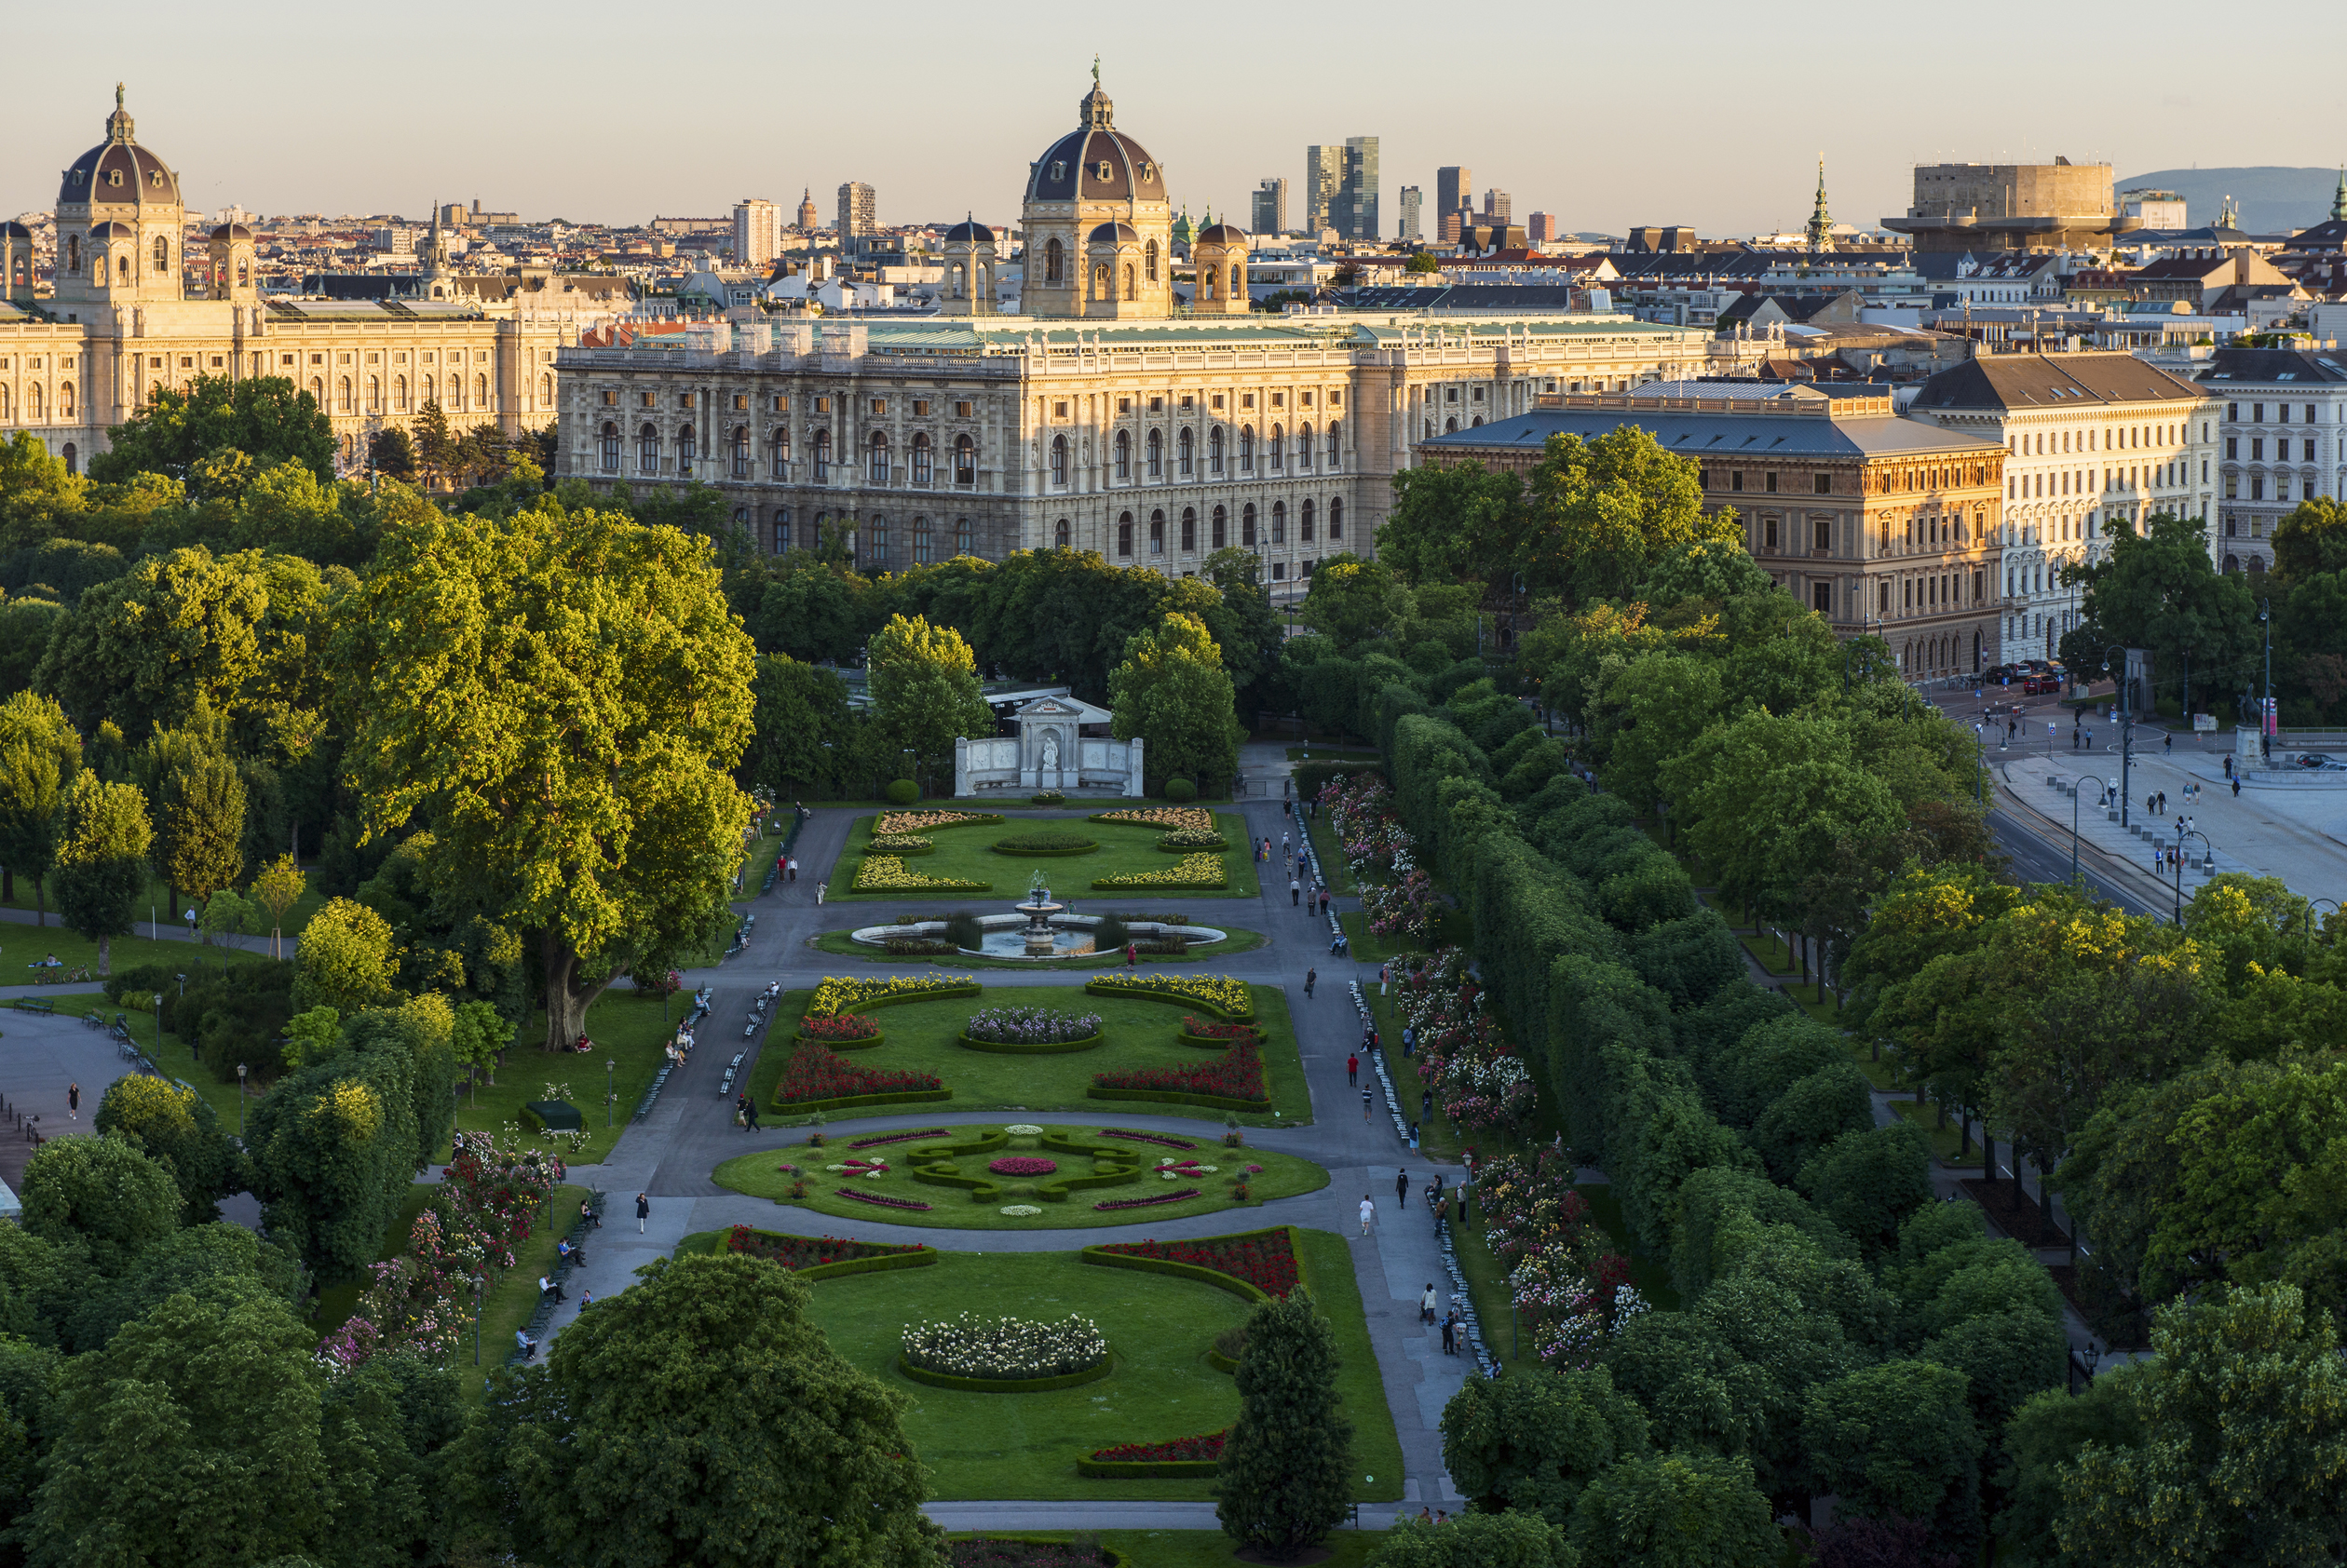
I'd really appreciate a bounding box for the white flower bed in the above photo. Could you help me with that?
[902,1312,1107,1379]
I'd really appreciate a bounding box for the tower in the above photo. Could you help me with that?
[939,219,998,317]
[1190,221,1252,315]
[1805,157,1835,255]
[206,222,256,303]
[52,84,185,309]
[1017,64,1172,320]
[422,200,456,300]
[2331,169,2345,224]
[797,187,819,232]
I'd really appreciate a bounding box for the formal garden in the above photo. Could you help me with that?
[827,807,1260,900]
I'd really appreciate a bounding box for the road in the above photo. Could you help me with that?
[1987,804,2154,914]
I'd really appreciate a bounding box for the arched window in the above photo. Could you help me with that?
[364,376,379,413]
[236,259,249,287]
[1212,506,1228,548]
[1240,426,1255,473]
[812,428,832,480]
[1201,268,1216,302]
[309,377,324,407]
[1178,428,1194,476]
[1051,435,1068,487]
[477,373,489,409]
[114,252,129,287]
[956,518,973,556]
[1054,518,1071,548]
[1181,507,1197,551]
[394,375,408,412]
[912,432,932,486]
[1146,240,1160,282]
[447,375,461,411]
[773,427,791,479]
[600,422,620,471]
[639,423,659,473]
[1270,501,1285,544]
[26,384,40,419]
[1297,422,1313,469]
[1327,421,1341,468]
[913,517,933,563]
[422,375,436,406]
[734,426,752,479]
[1146,428,1162,478]
[1471,415,1482,428]
[61,442,75,475]
[1149,510,1165,554]
[1328,498,1343,539]
[1115,429,1131,480]
[1445,416,1458,433]
[539,372,552,408]
[1300,499,1314,541]
[868,517,889,565]
[954,434,975,485]
[774,507,792,552]
[153,235,169,273]
[0,385,8,419]
[1122,264,1136,302]
[1269,424,1284,471]
[1092,262,1110,300]
[1241,503,1257,547]
[1228,263,1241,299]
[65,236,78,275]
[948,263,966,299]
[1045,237,1064,283]
[679,425,697,466]
[1118,513,1134,557]
[868,429,889,482]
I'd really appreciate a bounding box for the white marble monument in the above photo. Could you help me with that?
[954,694,1144,796]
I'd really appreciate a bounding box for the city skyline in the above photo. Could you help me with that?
[6,0,2334,237]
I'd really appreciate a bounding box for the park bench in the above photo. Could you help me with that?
[11,998,54,1015]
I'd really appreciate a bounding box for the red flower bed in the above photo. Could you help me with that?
[848,1127,949,1150]
[1094,1188,1201,1210]
[801,1013,880,1042]
[1091,1429,1227,1463]
[1180,1016,1260,1041]
[1093,1037,1265,1102]
[724,1225,927,1270]
[777,1043,942,1104]
[834,1187,932,1211]
[1098,1232,1300,1297]
[987,1156,1059,1176]
[1097,1128,1197,1150]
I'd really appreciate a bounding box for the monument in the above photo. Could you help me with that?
[954,694,1144,796]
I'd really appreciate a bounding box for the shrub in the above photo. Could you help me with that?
[1094,1035,1266,1102]
[943,911,986,950]
[902,1312,1107,1379]
[1097,1231,1300,1297]
[1030,791,1067,806]
[876,809,1002,834]
[808,975,976,1017]
[1087,973,1253,1018]
[1092,852,1226,891]
[1092,913,1131,952]
[988,1156,1059,1176]
[721,1226,927,1271]
[1092,1431,1227,1464]
[1163,777,1199,803]
[991,833,1099,856]
[886,778,919,805]
[799,1014,879,1043]
[883,937,956,956]
[868,833,934,854]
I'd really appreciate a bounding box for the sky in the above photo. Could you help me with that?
[9,0,2347,238]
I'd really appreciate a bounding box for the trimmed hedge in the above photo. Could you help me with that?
[796,1029,887,1051]
[1079,1235,1295,1308]
[1088,871,1228,892]
[1171,1031,1245,1050]
[1153,836,1229,852]
[1076,1454,1220,1479]
[990,836,1099,857]
[897,1354,1113,1393]
[956,1032,1106,1055]
[912,1129,1011,1158]
[1204,1347,1240,1375]
[770,1088,954,1115]
[949,1537,1134,1567]
[520,1100,583,1133]
[856,982,984,1014]
[1083,978,1255,1021]
[1085,1086,1271,1113]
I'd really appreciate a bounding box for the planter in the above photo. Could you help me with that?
[956,1031,1105,1055]
[770,1088,954,1115]
[520,1100,582,1133]
[896,1353,1113,1393]
[1086,1087,1272,1113]
[797,1029,886,1051]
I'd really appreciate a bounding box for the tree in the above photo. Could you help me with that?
[1441,1364,1648,1523]
[2271,494,2347,583]
[1567,1451,1780,1568]
[84,373,335,486]
[1367,1512,1575,1568]
[1299,554,1411,647]
[1804,1359,1982,1542]
[292,897,400,1016]
[1404,250,1442,274]
[461,1251,941,1568]
[0,690,82,920]
[92,1075,247,1227]
[2056,1284,2347,1566]
[2058,513,2255,719]
[367,426,418,483]
[866,612,993,791]
[1376,466,1525,591]
[1109,611,1243,791]
[142,728,249,914]
[740,655,855,801]
[282,1006,342,1071]
[1217,1289,1356,1561]
[1994,1371,2144,1567]
[18,1133,181,1277]
[50,772,152,976]
[412,399,455,489]
[247,1036,420,1277]
[336,503,754,1052]
[1661,709,1901,918]
[450,997,515,1102]
[1522,426,1743,604]
[34,546,269,742]
[1798,1122,1934,1260]
[251,852,306,959]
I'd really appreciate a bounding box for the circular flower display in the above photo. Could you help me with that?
[1000,1205,1043,1217]
[988,1156,1059,1177]
[1005,1124,1043,1136]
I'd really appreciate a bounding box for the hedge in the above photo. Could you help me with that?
[911,1128,1010,1158]
[1078,1227,1301,1308]
[1172,1030,1249,1050]
[946,1536,1133,1566]
[1083,978,1255,1021]
[1076,1454,1221,1479]
[798,1250,941,1283]
[897,1355,1114,1393]
[990,839,1100,857]
[796,1030,887,1052]
[1087,872,1228,892]
[770,1088,954,1115]
[1204,1347,1240,1374]
[520,1100,583,1133]
[1085,1087,1272,1113]
[956,1032,1106,1055]
[857,983,984,1014]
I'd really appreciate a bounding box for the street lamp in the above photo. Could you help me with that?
[606,1057,615,1129]
[2302,898,2340,971]
[2105,643,2134,830]
[2069,775,2111,886]
[2260,596,2273,764]
[237,1062,247,1139]
[2169,829,2213,925]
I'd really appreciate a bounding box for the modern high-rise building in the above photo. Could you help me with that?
[796,188,820,232]
[733,198,782,268]
[1252,177,1288,237]
[1482,188,1511,223]
[1337,137,1378,243]
[1398,186,1423,242]
[836,181,876,250]
[1440,210,1464,245]
[1526,211,1556,243]
[1304,145,1339,233]
[1436,167,1472,225]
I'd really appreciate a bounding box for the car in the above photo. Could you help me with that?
[2021,675,2061,695]
[2291,753,2346,770]
[1984,664,2020,684]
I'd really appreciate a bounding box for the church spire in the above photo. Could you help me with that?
[2332,167,2346,224]
[1805,156,1834,255]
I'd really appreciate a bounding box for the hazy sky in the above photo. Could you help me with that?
[9,0,2346,237]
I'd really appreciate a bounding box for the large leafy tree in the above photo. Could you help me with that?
[0,690,82,919]
[460,1251,941,1568]
[1567,1450,1780,1568]
[1368,1512,1577,1568]
[1522,427,1743,604]
[1803,1358,1983,1542]
[2058,512,2256,715]
[247,1036,420,1277]
[292,896,400,1017]
[1299,554,1411,648]
[1109,611,1243,791]
[18,1133,181,1277]
[1216,1290,1355,1560]
[1441,1365,1648,1523]
[140,726,249,913]
[1378,461,1526,590]
[50,772,153,975]
[1661,708,1901,918]
[337,502,753,1051]
[35,547,266,742]
[85,373,335,486]
[740,654,855,802]
[866,612,993,791]
[92,1075,248,1227]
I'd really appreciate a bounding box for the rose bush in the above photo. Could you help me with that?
[987,1156,1059,1177]
[1097,1232,1299,1297]
[775,1043,942,1104]
[1093,1035,1266,1102]
[1091,1430,1227,1464]
[800,1013,880,1043]
[902,1312,1107,1379]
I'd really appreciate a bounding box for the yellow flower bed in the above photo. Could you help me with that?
[809,974,977,1019]
[853,855,993,895]
[1085,973,1255,1019]
[876,810,1002,836]
[1091,852,1226,890]
[1092,806,1216,833]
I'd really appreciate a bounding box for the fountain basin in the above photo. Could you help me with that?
[849,912,1228,961]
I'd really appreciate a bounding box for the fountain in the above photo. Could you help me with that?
[847,868,1228,959]
[1013,869,1064,957]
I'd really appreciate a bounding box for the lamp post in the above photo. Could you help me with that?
[606,1057,615,1129]
[2260,596,2273,764]
[237,1062,247,1139]
[2069,775,2111,886]
[2302,897,2340,971]
[2169,829,2213,925]
[2106,643,2133,830]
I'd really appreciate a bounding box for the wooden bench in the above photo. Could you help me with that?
[11,999,55,1015]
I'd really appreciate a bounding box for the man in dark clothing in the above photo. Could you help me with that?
[744,1099,760,1131]
[1305,967,1317,998]
[1347,1053,1359,1086]
[1395,1169,1410,1208]
[635,1192,650,1233]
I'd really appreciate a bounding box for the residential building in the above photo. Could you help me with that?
[1252,178,1288,238]
[2121,188,2188,228]
[1304,146,1339,235]
[1885,162,2141,253]
[1482,189,1511,223]
[1422,383,2008,674]
[1399,187,1423,243]
[1906,352,2218,658]
[1526,211,1556,244]
[1338,138,1379,244]
[837,182,876,250]
[2131,250,2302,314]
[1436,167,1471,226]
[2197,347,2347,575]
[732,198,782,270]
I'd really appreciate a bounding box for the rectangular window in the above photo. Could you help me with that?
[774,395,787,412]
[1814,472,1832,494]
[734,394,748,411]
[2254,403,2264,423]
[1763,517,1778,548]
[1053,401,1068,418]
[813,396,830,412]
[1731,471,1743,492]
[1811,581,1832,614]
[2227,438,2238,459]
[680,392,695,410]
[955,400,973,417]
[1813,518,1831,551]
[1765,471,1779,493]
[1119,397,1132,413]
[1271,561,1285,580]
[913,400,929,416]
[870,399,886,414]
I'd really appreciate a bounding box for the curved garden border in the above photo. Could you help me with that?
[952,1539,1134,1567]
[909,1129,1143,1203]
[1154,837,1230,853]
[956,1031,1105,1055]
[1173,1028,1256,1050]
[896,1353,1114,1393]
[1078,1226,1302,1308]
[725,1228,941,1283]
[1077,1453,1221,1480]
[795,1029,887,1051]
[1083,977,1255,1021]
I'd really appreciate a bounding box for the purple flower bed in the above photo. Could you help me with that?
[1097,1128,1198,1150]
[848,1127,951,1150]
[987,1156,1059,1177]
[834,1188,934,1211]
[1094,1188,1202,1210]
[964,1006,1101,1045]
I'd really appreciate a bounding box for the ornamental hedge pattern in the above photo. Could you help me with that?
[1091,1430,1226,1464]
[1092,1034,1266,1102]
[963,1006,1102,1045]
[1091,807,1216,832]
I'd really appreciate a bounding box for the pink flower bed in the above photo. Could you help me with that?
[987,1156,1060,1177]
[1094,1188,1201,1210]
[848,1127,950,1150]
[835,1188,933,1211]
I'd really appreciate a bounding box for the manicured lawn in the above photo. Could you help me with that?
[712,1122,1328,1229]
[442,994,678,1164]
[970,1534,1380,1568]
[791,1228,1401,1501]
[808,926,1268,969]
[755,983,1311,1127]
[1307,811,1356,894]
[0,927,270,984]
[0,866,330,945]
[823,812,1261,902]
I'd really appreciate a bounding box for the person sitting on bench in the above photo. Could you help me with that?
[515,1330,537,1360]
[539,1275,566,1304]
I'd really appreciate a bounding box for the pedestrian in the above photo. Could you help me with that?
[1441,1311,1458,1355]
[1290,876,1301,906]
[1409,1122,1420,1150]
[2225,754,2234,779]
[1417,1507,1433,1524]
[1362,1087,1373,1121]
[1421,1283,1437,1325]
[1402,1025,1415,1058]
[1319,888,1330,917]
[2085,727,2093,748]
[2164,732,2173,755]
[579,1289,593,1310]
[1125,941,1137,966]
[1434,1511,1448,1527]
[787,857,798,883]
[816,881,825,905]
[1347,1052,1359,1086]
[735,1093,749,1129]
[1379,962,1390,996]
[1455,1183,1467,1224]
[1282,832,1290,859]
[67,1083,78,1119]
[744,1098,760,1131]
[1305,967,1317,998]
[2233,777,2242,796]
[1283,799,1293,818]
[1396,1168,1410,1208]
[636,1192,650,1233]
[1360,1195,1376,1234]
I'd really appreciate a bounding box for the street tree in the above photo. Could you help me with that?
[1216,1289,1356,1560]
[50,772,152,975]
[1109,611,1243,791]
[251,851,306,959]
[2059,512,2256,717]
[292,897,400,1016]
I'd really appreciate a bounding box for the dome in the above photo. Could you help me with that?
[58,88,179,209]
[0,222,31,240]
[1024,75,1165,204]
[88,221,135,239]
[943,219,995,243]
[1196,223,1249,246]
[211,223,252,242]
[1087,221,1140,245]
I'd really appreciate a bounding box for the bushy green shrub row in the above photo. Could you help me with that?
[896,1355,1113,1393]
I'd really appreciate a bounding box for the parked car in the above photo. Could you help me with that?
[1984,664,2020,684]
[2291,753,2346,770]
[2022,675,2062,696]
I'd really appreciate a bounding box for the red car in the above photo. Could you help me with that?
[2021,674,2061,696]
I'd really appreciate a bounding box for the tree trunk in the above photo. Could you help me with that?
[541,930,614,1052]
[32,874,44,928]
[97,933,111,977]
[2,866,12,905]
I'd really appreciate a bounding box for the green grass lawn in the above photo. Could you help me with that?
[789,1228,1401,1502]
[1307,811,1357,895]
[969,1533,1380,1568]
[442,994,679,1163]
[824,813,1261,902]
[807,926,1268,969]
[757,982,1312,1128]
[712,1123,1329,1230]
[0,926,270,985]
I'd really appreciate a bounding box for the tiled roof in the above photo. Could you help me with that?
[1420,403,2001,460]
[1908,353,2208,411]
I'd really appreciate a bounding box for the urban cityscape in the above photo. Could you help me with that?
[1,28,2345,1568]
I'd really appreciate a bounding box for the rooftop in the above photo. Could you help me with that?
[1421,390,2003,461]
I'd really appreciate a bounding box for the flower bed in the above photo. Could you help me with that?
[868,833,935,854]
[808,975,978,1019]
[947,1539,1131,1568]
[1091,806,1215,832]
[1091,852,1226,891]
[1094,1188,1201,1210]
[1176,1016,1261,1048]
[848,1127,951,1150]
[722,1225,929,1273]
[1096,1128,1197,1151]
[1085,973,1253,1019]
[1150,1156,1219,1180]
[1476,1146,1647,1372]
[902,1312,1107,1380]
[964,1007,1103,1045]
[1095,1231,1299,1296]
[989,834,1099,857]
[876,809,1003,835]
[987,1156,1059,1177]
[856,855,992,894]
[1092,1430,1226,1464]
[1396,947,1537,1139]
[776,1043,943,1105]
[800,1013,880,1045]
[1093,1036,1266,1103]
[1154,827,1229,851]
[835,1188,932,1211]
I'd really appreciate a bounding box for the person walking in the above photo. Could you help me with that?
[1402,1024,1416,1058]
[787,857,798,883]
[1395,1168,1410,1208]
[2225,754,2234,779]
[1420,1283,1437,1325]
[1304,967,1317,998]
[1125,941,1137,966]
[744,1097,760,1132]
[2233,777,2242,796]
[1318,888,1330,917]
[1346,1052,1359,1086]
[1362,1087,1373,1121]
[1282,799,1293,819]
[1281,832,1290,860]
[1359,1195,1376,1235]
[2164,731,2173,755]
[635,1192,650,1233]
[735,1093,750,1129]
[1290,876,1301,906]
[67,1083,78,1120]
[1379,962,1390,996]
[816,880,825,905]
[1441,1311,1458,1356]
